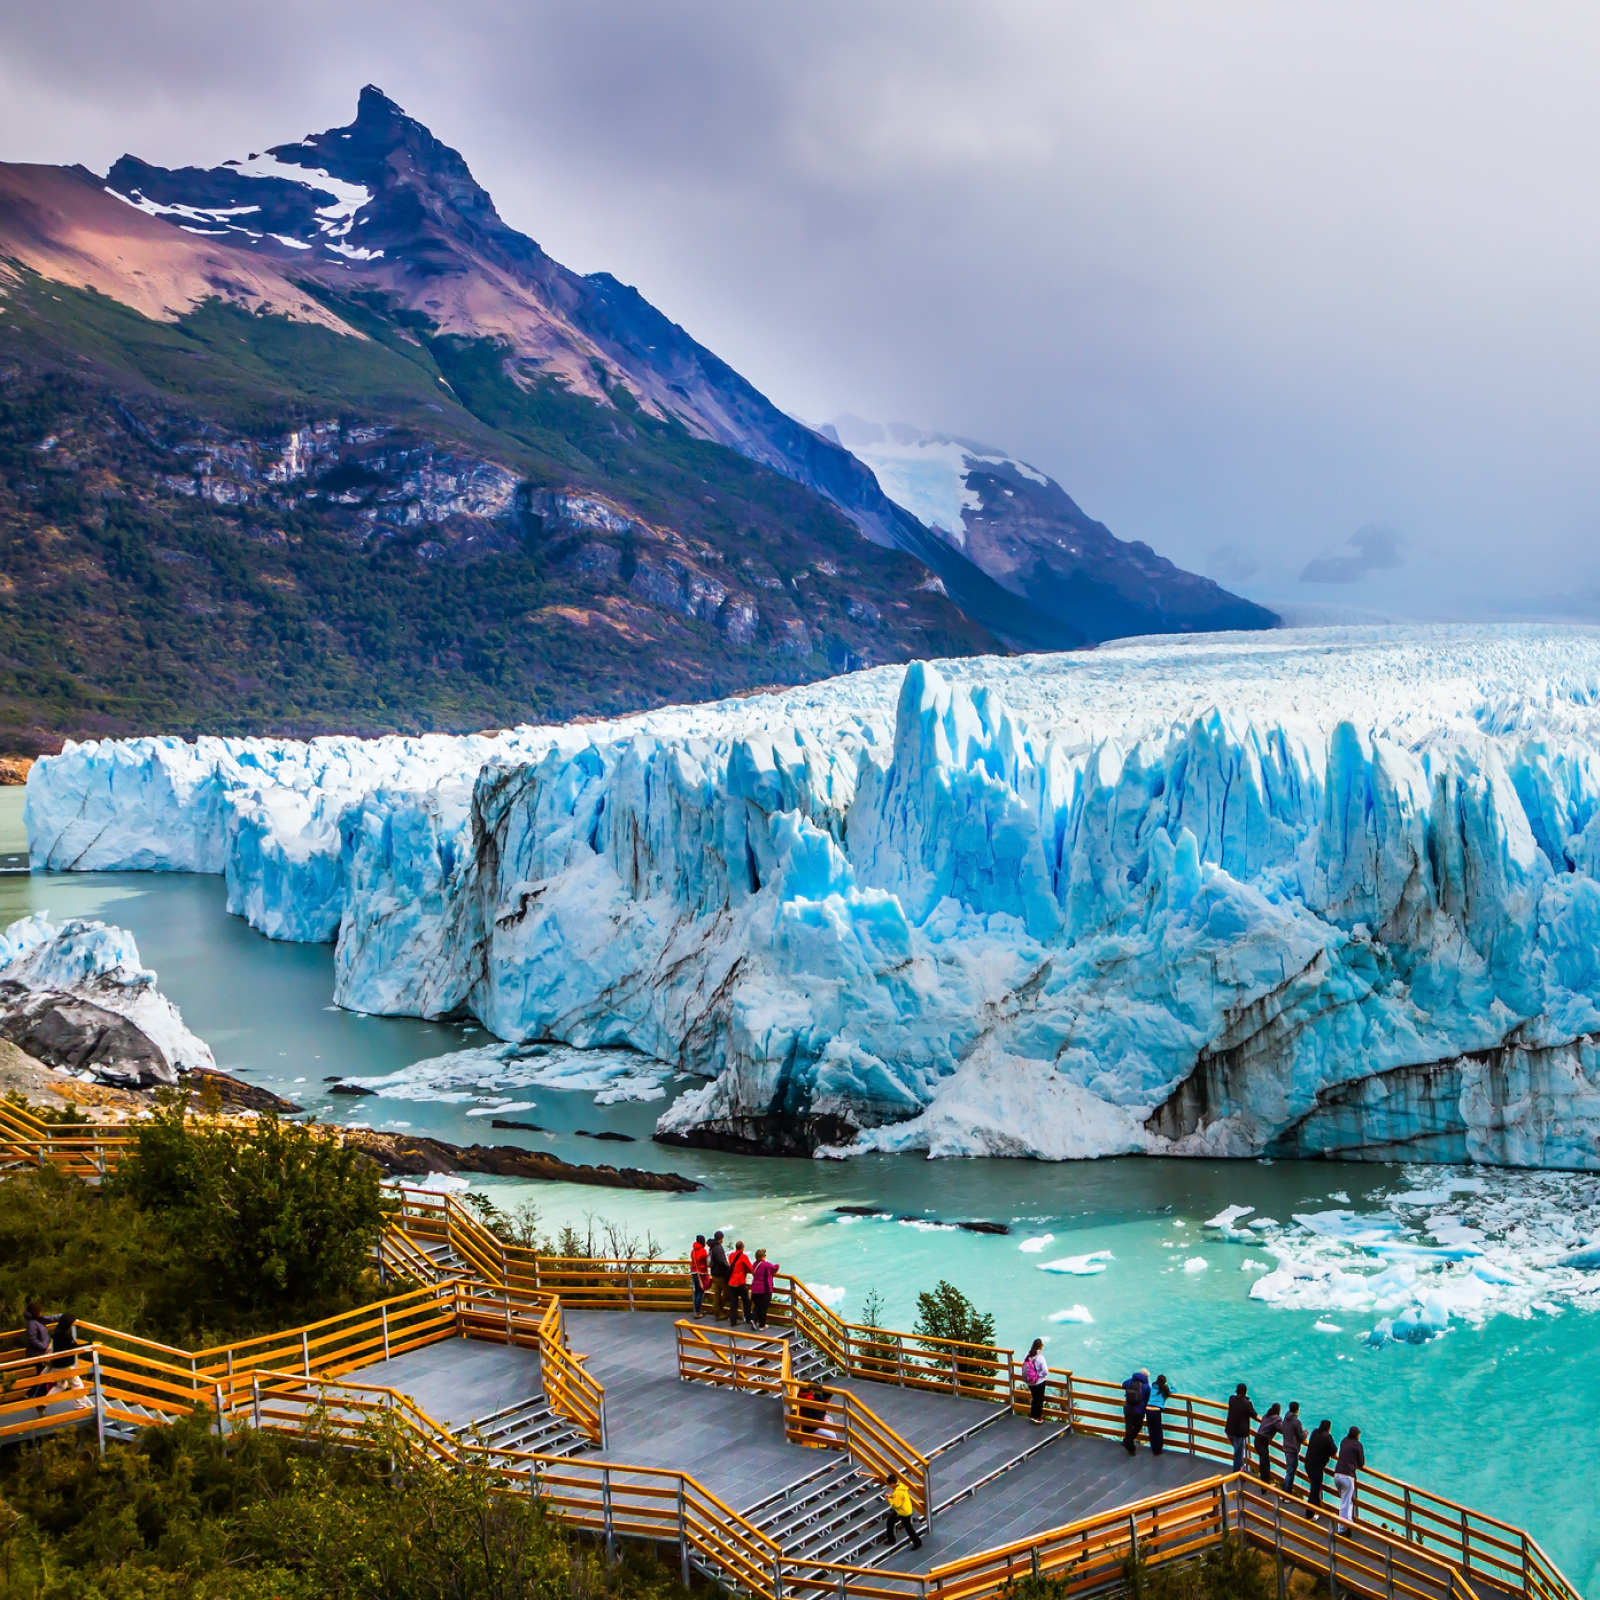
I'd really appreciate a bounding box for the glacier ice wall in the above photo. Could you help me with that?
[26,625,1600,1167]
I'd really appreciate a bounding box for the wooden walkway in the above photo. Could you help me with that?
[348,1310,1217,1567]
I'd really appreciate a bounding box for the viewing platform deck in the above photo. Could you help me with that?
[349,1311,1217,1571]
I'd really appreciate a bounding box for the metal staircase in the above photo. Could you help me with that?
[452,1393,591,1462]
[745,1456,902,1569]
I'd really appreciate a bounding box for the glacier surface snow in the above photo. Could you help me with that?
[25,624,1600,1167]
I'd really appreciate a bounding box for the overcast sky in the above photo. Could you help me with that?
[6,1,1600,621]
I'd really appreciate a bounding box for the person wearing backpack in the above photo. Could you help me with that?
[1022,1339,1049,1424]
[726,1240,753,1327]
[1224,1383,1260,1472]
[1121,1367,1151,1455]
[1147,1373,1172,1455]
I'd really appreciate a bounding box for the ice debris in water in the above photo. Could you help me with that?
[1235,1163,1600,1343]
[1018,1235,1055,1253]
[1039,1251,1114,1275]
[1183,1257,1209,1273]
[341,1043,669,1105]
[1048,1305,1095,1323]
[27,623,1600,1166]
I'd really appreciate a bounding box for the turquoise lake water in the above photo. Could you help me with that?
[2,788,1595,1589]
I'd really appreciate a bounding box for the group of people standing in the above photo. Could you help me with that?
[1225,1384,1366,1521]
[689,1232,780,1329]
[1023,1339,1370,1524]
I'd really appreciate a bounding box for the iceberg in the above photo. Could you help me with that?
[24,623,1600,1167]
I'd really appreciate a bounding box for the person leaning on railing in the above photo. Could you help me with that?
[750,1249,778,1329]
[1224,1383,1260,1472]
[726,1241,753,1328]
[709,1232,730,1320]
[24,1299,52,1415]
[1279,1401,1307,1492]
[1304,1418,1336,1506]
[1334,1426,1365,1521]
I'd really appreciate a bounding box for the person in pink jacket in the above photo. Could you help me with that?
[750,1248,779,1328]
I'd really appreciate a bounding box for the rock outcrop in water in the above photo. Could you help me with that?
[0,915,216,1088]
[24,625,1600,1168]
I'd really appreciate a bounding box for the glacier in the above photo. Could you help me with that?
[24,623,1600,1168]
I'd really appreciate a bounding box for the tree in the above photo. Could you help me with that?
[110,1097,391,1325]
[913,1280,996,1346]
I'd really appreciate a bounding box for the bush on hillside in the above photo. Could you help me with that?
[0,1409,693,1600]
[108,1099,391,1325]
[3,1108,391,1345]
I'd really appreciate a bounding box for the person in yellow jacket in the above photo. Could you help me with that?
[882,1471,923,1550]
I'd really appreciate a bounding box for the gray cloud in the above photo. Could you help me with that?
[6,2,1600,619]
[1299,525,1404,585]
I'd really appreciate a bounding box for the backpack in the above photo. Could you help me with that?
[1123,1377,1144,1408]
[1023,1355,1046,1385]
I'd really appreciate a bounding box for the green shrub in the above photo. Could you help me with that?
[107,1101,391,1325]
[912,1280,996,1347]
[0,1410,693,1600]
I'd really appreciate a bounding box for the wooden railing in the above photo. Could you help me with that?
[0,1099,132,1177]
[1022,1370,1572,1600]
[675,1319,792,1394]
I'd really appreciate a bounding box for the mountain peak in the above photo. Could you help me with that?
[355,85,405,124]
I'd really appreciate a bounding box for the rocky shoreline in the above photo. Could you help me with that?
[340,1128,700,1191]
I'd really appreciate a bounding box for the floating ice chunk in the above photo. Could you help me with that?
[810,1283,847,1307]
[1206,1205,1255,1230]
[1048,1305,1095,1323]
[1039,1251,1114,1275]
[464,1101,536,1116]
[1240,1259,1268,1272]
[1560,1243,1600,1270]
[1183,1257,1209,1273]
[1328,1192,1350,1203]
[1387,1178,1487,1207]
[1018,1235,1055,1253]
[1313,1320,1343,1333]
[343,1043,669,1106]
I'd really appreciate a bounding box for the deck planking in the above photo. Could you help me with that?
[339,1314,1245,1571]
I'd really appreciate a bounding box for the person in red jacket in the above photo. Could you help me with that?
[690,1234,711,1318]
[750,1248,779,1327]
[726,1239,753,1327]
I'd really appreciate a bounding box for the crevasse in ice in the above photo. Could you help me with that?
[24,624,1600,1165]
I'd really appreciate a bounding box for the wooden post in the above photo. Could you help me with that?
[1384,1537,1395,1600]
[1404,1484,1413,1543]
[1128,1512,1139,1559]
[896,1334,905,1387]
[1186,1397,1194,1454]
[381,1304,391,1361]
[1459,1508,1470,1573]
[627,1269,635,1312]
[1274,1498,1285,1600]
[301,1331,311,1376]
[678,1479,690,1586]
[772,1554,784,1600]
[842,1321,852,1377]
[1031,1547,1041,1579]
[252,1371,262,1430]
[505,1298,513,1347]
[602,1468,616,1562]
[214,1381,227,1436]
[91,1349,105,1457]
[1327,1519,1337,1600]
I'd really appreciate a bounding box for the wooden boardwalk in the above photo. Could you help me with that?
[349,1310,1216,1567]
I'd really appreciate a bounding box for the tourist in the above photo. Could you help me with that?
[690,1235,710,1318]
[726,1239,753,1327]
[1304,1419,1336,1507]
[798,1382,833,1440]
[1224,1383,1259,1472]
[1254,1402,1283,1483]
[709,1231,730,1320]
[1121,1366,1150,1455]
[24,1298,52,1412]
[750,1248,778,1328]
[1280,1402,1307,1493]
[49,1311,81,1395]
[1334,1425,1364,1521]
[1147,1374,1172,1455]
[1022,1339,1049,1424]
[882,1471,923,1550]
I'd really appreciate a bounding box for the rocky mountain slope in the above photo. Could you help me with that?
[831,418,1275,641]
[0,88,1269,752]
